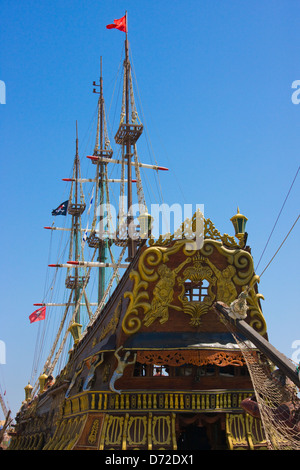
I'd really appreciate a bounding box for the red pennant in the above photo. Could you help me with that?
[29,306,46,324]
[106,15,127,33]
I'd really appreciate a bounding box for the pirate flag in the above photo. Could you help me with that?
[29,306,46,324]
[52,200,69,216]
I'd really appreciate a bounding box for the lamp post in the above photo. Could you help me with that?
[68,322,82,346]
[38,373,48,394]
[230,207,248,247]
[24,382,33,402]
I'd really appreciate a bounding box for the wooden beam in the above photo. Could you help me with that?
[214,301,300,388]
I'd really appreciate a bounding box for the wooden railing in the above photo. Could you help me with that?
[63,389,254,416]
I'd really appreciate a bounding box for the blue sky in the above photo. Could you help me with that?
[0,1,299,419]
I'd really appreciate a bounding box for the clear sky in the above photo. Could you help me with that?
[0,0,299,419]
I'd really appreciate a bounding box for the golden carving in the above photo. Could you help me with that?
[204,218,237,247]
[122,232,266,335]
[123,271,150,335]
[97,300,122,344]
[127,416,148,446]
[96,413,177,450]
[149,210,237,248]
[105,416,124,446]
[242,275,266,335]
[226,413,267,450]
[123,243,195,334]
[143,259,191,327]
[152,416,171,446]
[178,253,216,326]
[201,256,237,304]
[44,415,86,450]
[88,419,99,444]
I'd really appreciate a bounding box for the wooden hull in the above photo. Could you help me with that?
[10,222,269,451]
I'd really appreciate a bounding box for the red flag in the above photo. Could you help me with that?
[29,306,46,324]
[106,15,127,33]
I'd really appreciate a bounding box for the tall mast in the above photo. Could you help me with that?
[65,123,87,328]
[88,57,113,303]
[98,57,107,302]
[114,14,143,260]
[125,23,134,260]
[74,122,80,323]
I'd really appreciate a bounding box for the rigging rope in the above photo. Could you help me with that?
[129,46,165,207]
[32,250,98,395]
[255,165,299,272]
[85,245,127,329]
[258,213,299,279]
[217,313,300,450]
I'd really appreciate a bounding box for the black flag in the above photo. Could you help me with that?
[52,200,69,216]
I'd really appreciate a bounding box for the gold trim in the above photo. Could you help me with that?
[62,390,254,417]
[226,413,267,450]
[122,239,266,335]
[149,210,237,248]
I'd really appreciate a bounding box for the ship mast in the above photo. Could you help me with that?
[114,20,144,260]
[28,20,169,394]
[125,30,134,260]
[74,123,80,323]
[99,58,105,301]
[87,57,114,303]
[64,124,87,341]
[96,57,107,302]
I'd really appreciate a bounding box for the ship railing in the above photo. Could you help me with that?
[62,389,254,417]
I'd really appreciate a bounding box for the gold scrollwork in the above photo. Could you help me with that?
[177,253,216,326]
[105,416,124,446]
[152,416,172,446]
[243,275,266,335]
[97,300,122,344]
[127,416,148,446]
[123,271,150,335]
[88,419,99,444]
[122,225,266,335]
[149,211,237,248]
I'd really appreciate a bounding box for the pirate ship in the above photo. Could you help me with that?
[9,15,300,451]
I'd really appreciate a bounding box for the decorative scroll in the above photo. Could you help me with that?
[226,413,268,450]
[105,415,124,447]
[149,210,237,248]
[87,418,100,444]
[93,299,122,347]
[137,349,247,367]
[97,413,176,450]
[122,219,267,335]
[127,416,148,446]
[43,414,86,450]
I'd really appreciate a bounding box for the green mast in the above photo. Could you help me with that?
[88,57,112,303]
[98,57,107,303]
[66,123,86,343]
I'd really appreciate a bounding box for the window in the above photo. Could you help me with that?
[175,365,194,377]
[133,362,148,377]
[152,365,169,377]
[196,365,216,377]
[219,365,235,377]
[184,279,209,302]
